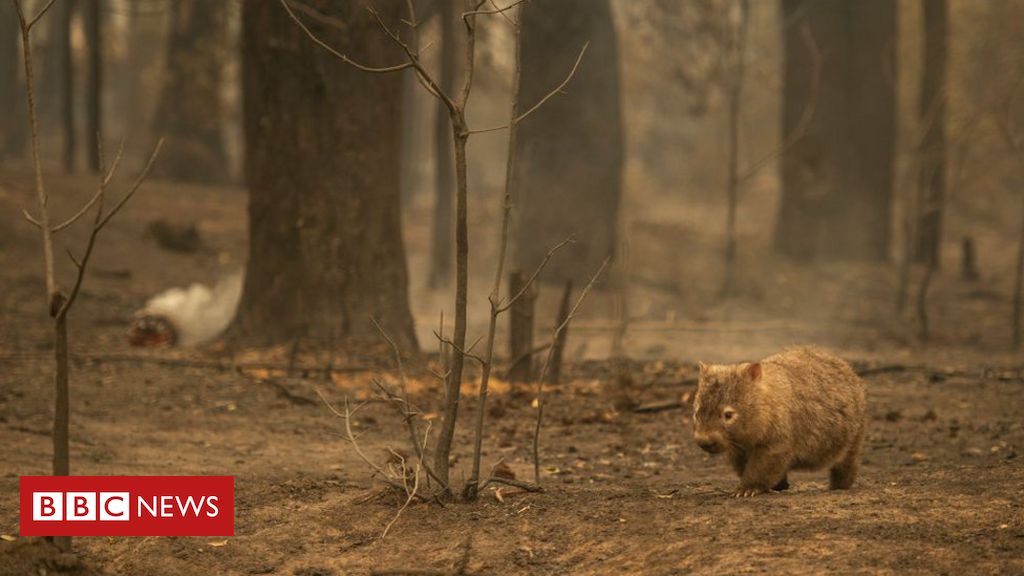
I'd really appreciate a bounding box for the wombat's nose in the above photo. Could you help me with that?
[696,439,718,453]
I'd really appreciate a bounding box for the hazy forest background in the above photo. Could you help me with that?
[1,0,1023,574]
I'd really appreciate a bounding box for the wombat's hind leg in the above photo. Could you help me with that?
[772,475,790,492]
[829,444,860,490]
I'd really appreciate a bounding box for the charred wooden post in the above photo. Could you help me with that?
[508,270,537,382]
[961,236,980,281]
[546,280,573,385]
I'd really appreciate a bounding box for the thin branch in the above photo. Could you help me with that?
[285,0,347,30]
[96,138,163,231]
[316,390,429,501]
[463,0,525,21]
[26,0,57,30]
[532,256,610,485]
[479,476,543,493]
[51,138,125,233]
[433,331,485,365]
[366,4,458,113]
[468,42,589,135]
[497,238,572,313]
[22,209,41,228]
[278,0,414,74]
[381,421,430,539]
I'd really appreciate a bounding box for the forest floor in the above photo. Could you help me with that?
[0,169,1022,575]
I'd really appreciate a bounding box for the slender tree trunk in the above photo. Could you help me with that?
[512,0,623,284]
[0,1,27,159]
[232,0,418,353]
[914,0,948,265]
[428,0,457,289]
[775,0,896,261]
[152,0,228,182]
[84,0,102,172]
[1014,196,1024,348]
[722,0,749,294]
[58,0,74,172]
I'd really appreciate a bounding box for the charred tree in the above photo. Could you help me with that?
[36,0,74,171]
[511,0,623,283]
[84,0,102,172]
[0,1,27,159]
[775,0,897,261]
[428,0,457,289]
[233,0,418,353]
[914,0,948,265]
[152,0,229,183]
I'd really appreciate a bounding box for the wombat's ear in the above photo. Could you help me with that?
[744,362,762,383]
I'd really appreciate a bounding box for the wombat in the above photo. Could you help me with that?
[692,347,866,497]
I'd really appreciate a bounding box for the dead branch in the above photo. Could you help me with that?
[381,420,431,539]
[468,43,589,136]
[315,389,430,502]
[279,0,413,74]
[496,238,572,313]
[479,476,542,493]
[532,257,610,485]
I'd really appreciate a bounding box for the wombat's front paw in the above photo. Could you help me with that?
[732,486,767,498]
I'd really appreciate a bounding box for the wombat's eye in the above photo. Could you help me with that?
[722,409,736,422]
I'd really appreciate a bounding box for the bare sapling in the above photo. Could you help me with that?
[13,0,162,552]
[532,256,610,485]
[281,0,585,502]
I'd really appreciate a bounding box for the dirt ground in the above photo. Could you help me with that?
[1,169,1023,575]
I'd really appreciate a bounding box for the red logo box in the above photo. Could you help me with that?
[19,476,234,536]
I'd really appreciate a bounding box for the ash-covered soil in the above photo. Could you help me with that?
[1,170,1022,574]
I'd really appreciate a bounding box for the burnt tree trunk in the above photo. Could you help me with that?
[37,0,75,171]
[233,0,417,353]
[507,270,537,383]
[511,0,623,284]
[775,0,897,261]
[914,0,947,265]
[152,0,228,183]
[428,0,457,289]
[84,0,102,172]
[0,1,27,159]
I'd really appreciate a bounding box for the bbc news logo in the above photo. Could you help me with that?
[20,476,233,536]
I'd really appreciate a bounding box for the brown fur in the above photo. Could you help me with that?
[692,347,866,497]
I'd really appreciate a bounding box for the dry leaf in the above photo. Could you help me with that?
[208,539,228,547]
[0,535,16,542]
[494,488,505,503]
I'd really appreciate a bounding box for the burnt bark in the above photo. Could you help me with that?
[775,0,897,261]
[428,0,457,289]
[511,0,623,284]
[507,270,536,383]
[233,0,417,353]
[914,0,948,265]
[152,0,229,183]
[84,0,102,172]
[0,1,27,159]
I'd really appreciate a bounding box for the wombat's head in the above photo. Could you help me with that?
[692,361,762,454]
